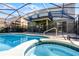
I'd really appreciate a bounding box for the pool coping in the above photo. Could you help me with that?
[24,39,79,56]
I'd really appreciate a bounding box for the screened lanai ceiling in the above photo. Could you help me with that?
[0,3,62,18]
[0,3,78,21]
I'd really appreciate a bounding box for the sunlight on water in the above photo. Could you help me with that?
[0,43,12,51]
[0,34,46,51]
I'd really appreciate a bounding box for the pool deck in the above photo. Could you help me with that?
[23,32,79,46]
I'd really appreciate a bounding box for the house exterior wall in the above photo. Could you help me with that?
[10,17,29,29]
[0,19,6,29]
[67,22,74,33]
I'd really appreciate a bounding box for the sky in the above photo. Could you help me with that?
[75,3,79,15]
[0,3,78,19]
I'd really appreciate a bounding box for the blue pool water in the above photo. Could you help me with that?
[0,33,46,51]
[24,42,79,56]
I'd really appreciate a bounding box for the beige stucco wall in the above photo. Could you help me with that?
[0,19,6,30]
[20,17,28,28]
[11,17,29,29]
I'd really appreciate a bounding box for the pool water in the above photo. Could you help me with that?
[0,34,46,51]
[25,43,79,56]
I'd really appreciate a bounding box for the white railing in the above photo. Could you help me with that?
[43,27,57,36]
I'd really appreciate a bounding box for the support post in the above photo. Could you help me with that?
[56,28,57,37]
[66,22,68,33]
[46,20,48,30]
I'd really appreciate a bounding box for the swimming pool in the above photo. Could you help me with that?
[0,33,47,51]
[24,41,79,56]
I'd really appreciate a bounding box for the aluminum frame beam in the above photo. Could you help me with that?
[5,3,31,20]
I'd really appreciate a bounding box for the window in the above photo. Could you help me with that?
[39,13,48,17]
